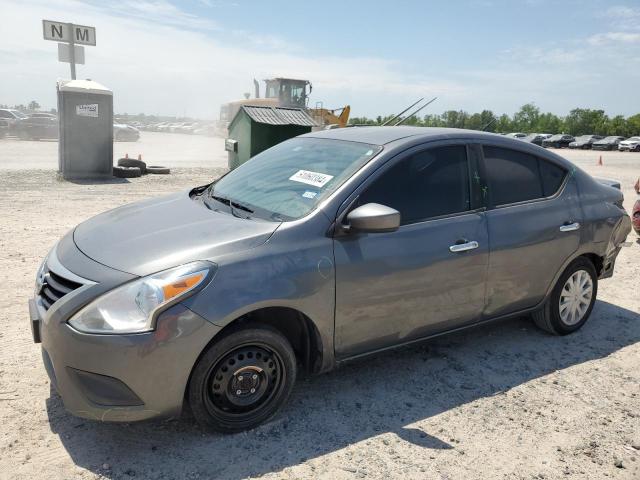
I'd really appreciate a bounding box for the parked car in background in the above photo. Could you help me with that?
[15,112,58,140]
[0,119,8,138]
[520,133,547,146]
[113,123,140,142]
[593,136,625,151]
[29,127,631,432]
[542,134,575,148]
[506,132,527,138]
[0,108,28,134]
[568,135,604,150]
[618,136,640,152]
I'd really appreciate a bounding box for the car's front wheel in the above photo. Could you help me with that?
[188,324,297,433]
[532,257,598,335]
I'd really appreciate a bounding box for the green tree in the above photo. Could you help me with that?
[626,114,640,136]
[441,110,469,129]
[536,113,563,134]
[495,113,512,133]
[607,115,628,137]
[27,100,40,111]
[513,103,540,133]
[564,108,609,136]
[464,113,484,131]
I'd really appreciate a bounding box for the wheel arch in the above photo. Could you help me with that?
[185,306,325,404]
[542,250,605,303]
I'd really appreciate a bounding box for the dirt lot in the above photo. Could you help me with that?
[0,138,639,480]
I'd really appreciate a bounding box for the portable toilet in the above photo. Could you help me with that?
[226,105,316,170]
[57,79,113,179]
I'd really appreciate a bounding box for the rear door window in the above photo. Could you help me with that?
[483,146,566,206]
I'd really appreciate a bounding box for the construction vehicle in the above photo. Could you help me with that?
[217,77,350,134]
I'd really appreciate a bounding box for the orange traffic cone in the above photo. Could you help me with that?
[597,155,602,166]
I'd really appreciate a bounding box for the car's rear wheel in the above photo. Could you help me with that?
[532,257,598,335]
[188,325,296,433]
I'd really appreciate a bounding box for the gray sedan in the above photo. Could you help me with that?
[29,127,631,432]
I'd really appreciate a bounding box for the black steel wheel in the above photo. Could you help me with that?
[189,325,296,433]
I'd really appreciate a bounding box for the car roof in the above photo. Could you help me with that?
[302,126,515,145]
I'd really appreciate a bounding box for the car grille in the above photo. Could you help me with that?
[38,268,83,311]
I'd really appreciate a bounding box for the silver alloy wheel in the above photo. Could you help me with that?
[559,269,593,326]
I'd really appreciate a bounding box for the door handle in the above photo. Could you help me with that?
[559,222,580,232]
[449,240,479,253]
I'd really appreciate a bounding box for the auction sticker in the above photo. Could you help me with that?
[76,104,99,117]
[289,170,334,188]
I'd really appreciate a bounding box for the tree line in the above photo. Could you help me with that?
[350,103,640,137]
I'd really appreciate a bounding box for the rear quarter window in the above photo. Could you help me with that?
[539,159,566,197]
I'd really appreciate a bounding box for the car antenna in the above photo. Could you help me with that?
[393,97,437,126]
[481,117,497,131]
[380,98,424,126]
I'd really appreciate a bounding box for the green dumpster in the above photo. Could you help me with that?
[226,105,316,170]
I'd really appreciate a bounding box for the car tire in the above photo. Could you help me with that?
[188,324,297,433]
[117,158,147,174]
[112,165,142,178]
[146,165,170,175]
[532,257,598,335]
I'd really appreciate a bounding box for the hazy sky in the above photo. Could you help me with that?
[0,0,639,119]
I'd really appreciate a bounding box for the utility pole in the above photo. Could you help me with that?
[67,23,76,79]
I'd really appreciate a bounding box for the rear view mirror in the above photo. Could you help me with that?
[346,203,400,233]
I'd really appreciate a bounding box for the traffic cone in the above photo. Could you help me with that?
[597,155,602,166]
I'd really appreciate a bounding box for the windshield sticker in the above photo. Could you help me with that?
[302,191,317,199]
[365,150,374,155]
[289,170,334,188]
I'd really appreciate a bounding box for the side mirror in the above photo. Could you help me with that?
[346,203,400,233]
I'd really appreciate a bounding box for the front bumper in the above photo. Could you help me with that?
[31,236,221,422]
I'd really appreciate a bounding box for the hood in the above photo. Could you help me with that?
[73,191,280,276]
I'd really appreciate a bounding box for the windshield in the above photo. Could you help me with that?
[549,134,564,140]
[209,137,381,221]
[627,137,640,141]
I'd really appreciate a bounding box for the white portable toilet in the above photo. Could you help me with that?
[57,79,113,179]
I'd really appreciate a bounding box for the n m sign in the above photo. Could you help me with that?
[42,20,96,46]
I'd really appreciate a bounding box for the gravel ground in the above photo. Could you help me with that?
[0,142,638,480]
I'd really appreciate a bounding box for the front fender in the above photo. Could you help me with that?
[181,216,336,372]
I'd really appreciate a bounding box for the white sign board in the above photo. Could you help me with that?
[57,43,85,64]
[42,20,96,46]
[76,104,99,118]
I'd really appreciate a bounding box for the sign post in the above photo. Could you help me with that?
[42,20,96,79]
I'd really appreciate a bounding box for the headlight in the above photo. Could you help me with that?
[68,261,215,334]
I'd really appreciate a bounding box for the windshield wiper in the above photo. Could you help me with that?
[209,194,254,218]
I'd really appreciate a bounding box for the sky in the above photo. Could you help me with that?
[0,0,639,119]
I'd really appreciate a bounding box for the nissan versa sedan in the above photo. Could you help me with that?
[30,127,631,432]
